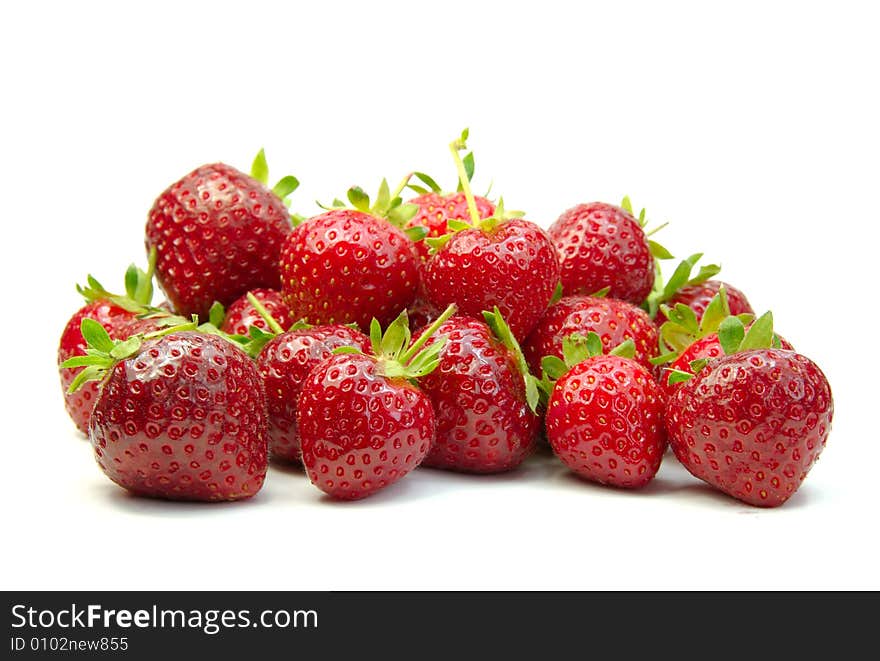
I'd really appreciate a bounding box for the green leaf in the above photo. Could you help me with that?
[589,286,611,298]
[272,175,300,200]
[690,263,721,286]
[524,375,539,412]
[250,148,269,184]
[540,355,569,382]
[620,196,633,214]
[609,339,636,359]
[404,226,429,242]
[209,301,225,328]
[717,316,746,355]
[561,333,593,367]
[425,234,453,253]
[347,186,371,213]
[447,219,471,232]
[462,152,475,182]
[60,355,111,369]
[124,264,139,301]
[80,318,114,353]
[662,254,703,300]
[369,318,383,356]
[373,178,391,215]
[332,346,364,355]
[739,311,774,352]
[550,281,564,305]
[109,336,142,361]
[407,184,430,196]
[689,358,709,374]
[67,365,105,393]
[387,203,419,226]
[648,240,674,260]
[666,369,695,385]
[699,289,731,335]
[413,172,442,193]
[380,312,409,359]
[649,351,679,366]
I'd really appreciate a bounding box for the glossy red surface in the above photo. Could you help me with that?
[416,316,539,473]
[257,325,370,462]
[297,353,434,500]
[523,295,659,374]
[279,209,419,330]
[424,219,559,342]
[655,279,753,326]
[221,288,295,336]
[546,355,667,488]
[58,300,139,434]
[665,349,832,507]
[548,202,654,304]
[146,163,291,319]
[406,192,495,263]
[89,332,268,501]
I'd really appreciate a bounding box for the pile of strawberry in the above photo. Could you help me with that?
[58,131,833,508]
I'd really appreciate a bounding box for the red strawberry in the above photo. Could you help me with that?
[548,197,670,304]
[297,306,455,500]
[146,150,298,319]
[279,182,421,330]
[58,259,164,434]
[414,309,540,473]
[543,333,667,488]
[257,324,370,462]
[65,322,269,501]
[407,192,495,264]
[423,131,559,342]
[219,288,295,336]
[523,294,659,374]
[665,313,832,507]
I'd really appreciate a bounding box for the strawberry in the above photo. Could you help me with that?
[406,296,442,330]
[543,333,667,488]
[547,197,671,304]
[279,180,422,331]
[297,305,456,500]
[652,288,789,397]
[522,294,659,374]
[63,321,269,501]
[423,130,559,341]
[665,313,833,507]
[59,257,163,434]
[414,309,540,473]
[647,253,752,325]
[145,149,299,319]
[216,288,295,337]
[404,160,495,263]
[257,323,371,463]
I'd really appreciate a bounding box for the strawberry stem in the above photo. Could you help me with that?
[389,173,413,201]
[449,133,481,226]
[246,292,285,335]
[400,304,456,365]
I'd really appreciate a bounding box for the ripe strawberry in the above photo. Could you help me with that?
[64,321,268,501]
[146,149,299,319]
[59,258,164,434]
[522,294,659,374]
[543,333,667,488]
[404,162,495,263]
[659,280,752,326]
[257,324,370,463]
[665,313,833,507]
[414,309,540,473]
[279,182,421,331]
[548,197,671,304]
[297,306,456,500]
[218,288,295,336]
[423,130,559,341]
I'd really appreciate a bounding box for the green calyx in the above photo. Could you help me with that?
[644,253,722,318]
[202,295,312,359]
[425,129,524,253]
[333,304,456,383]
[537,332,635,405]
[249,147,302,222]
[60,317,198,392]
[319,175,423,231]
[482,307,541,413]
[76,248,158,313]
[620,195,673,262]
[659,309,783,385]
[653,287,753,365]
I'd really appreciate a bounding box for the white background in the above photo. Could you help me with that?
[2,1,878,590]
